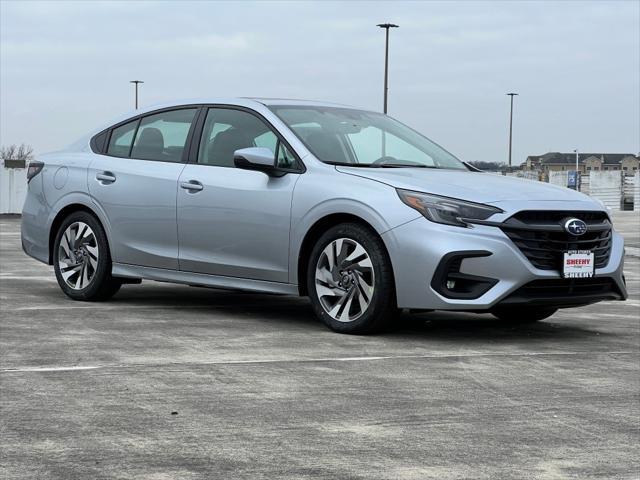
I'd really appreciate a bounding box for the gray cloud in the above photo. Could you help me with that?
[1,0,638,164]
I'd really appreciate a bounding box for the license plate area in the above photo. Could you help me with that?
[562,250,595,278]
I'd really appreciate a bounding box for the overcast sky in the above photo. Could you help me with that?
[1,0,638,164]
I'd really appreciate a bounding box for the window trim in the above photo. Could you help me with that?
[188,104,306,174]
[90,130,109,153]
[127,119,142,158]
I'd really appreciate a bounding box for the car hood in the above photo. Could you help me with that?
[335,167,594,204]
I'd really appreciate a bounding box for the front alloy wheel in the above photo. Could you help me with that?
[315,238,375,323]
[308,223,396,334]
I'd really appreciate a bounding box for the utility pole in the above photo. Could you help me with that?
[377,23,399,114]
[506,92,518,168]
[574,149,579,172]
[130,80,144,109]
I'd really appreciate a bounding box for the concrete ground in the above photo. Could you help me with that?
[1,213,639,480]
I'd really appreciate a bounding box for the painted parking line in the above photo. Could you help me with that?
[2,350,637,374]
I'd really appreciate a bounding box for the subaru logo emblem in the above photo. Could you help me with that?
[564,218,588,236]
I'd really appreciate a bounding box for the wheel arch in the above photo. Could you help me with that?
[48,203,108,265]
[296,213,394,297]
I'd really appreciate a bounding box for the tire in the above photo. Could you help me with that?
[491,306,557,323]
[307,223,396,334]
[53,211,121,301]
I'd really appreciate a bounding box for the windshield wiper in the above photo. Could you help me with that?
[325,161,372,167]
[373,163,438,168]
[326,161,440,169]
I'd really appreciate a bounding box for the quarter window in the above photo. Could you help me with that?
[130,109,197,162]
[107,120,138,158]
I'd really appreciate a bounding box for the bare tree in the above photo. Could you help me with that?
[467,161,506,172]
[1,143,34,162]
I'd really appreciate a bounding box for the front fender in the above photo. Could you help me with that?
[288,169,420,285]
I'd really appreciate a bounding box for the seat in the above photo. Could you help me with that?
[305,131,349,163]
[132,127,164,160]
[207,128,254,167]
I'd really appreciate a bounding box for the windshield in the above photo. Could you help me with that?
[269,105,466,170]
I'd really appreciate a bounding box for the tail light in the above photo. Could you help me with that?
[27,161,44,182]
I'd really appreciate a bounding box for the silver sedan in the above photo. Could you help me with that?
[21,98,627,333]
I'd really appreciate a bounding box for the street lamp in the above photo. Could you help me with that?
[130,80,144,109]
[506,92,518,168]
[377,23,399,114]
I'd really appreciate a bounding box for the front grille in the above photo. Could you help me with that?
[513,278,618,297]
[499,277,623,306]
[500,211,612,271]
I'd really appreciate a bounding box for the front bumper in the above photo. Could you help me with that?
[381,217,627,310]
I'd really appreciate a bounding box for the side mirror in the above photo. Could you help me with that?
[234,147,282,176]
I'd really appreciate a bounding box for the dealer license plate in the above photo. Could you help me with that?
[562,250,595,278]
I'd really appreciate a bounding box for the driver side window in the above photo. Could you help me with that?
[198,108,276,167]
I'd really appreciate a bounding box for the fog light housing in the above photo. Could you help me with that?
[431,251,498,299]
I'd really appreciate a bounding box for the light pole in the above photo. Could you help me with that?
[570,149,581,190]
[377,23,399,114]
[506,92,518,168]
[130,80,144,109]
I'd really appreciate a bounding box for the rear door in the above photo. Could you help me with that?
[176,107,301,282]
[88,107,199,269]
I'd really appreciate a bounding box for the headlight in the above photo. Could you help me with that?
[397,189,503,227]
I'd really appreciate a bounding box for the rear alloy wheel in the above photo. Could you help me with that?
[308,223,395,334]
[53,211,121,301]
[58,221,99,290]
[491,307,558,323]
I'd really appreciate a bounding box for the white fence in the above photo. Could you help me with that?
[548,171,569,188]
[589,171,623,210]
[626,172,640,209]
[505,171,541,181]
[537,170,637,211]
[0,162,27,214]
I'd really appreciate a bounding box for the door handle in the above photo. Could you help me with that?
[180,180,203,192]
[96,171,116,184]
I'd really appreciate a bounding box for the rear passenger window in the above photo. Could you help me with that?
[107,120,138,158]
[130,109,197,162]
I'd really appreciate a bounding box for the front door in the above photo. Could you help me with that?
[177,107,301,282]
[88,108,198,270]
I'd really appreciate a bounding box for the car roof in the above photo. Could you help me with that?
[246,97,354,108]
[128,97,357,115]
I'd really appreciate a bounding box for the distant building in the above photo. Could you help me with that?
[522,152,639,174]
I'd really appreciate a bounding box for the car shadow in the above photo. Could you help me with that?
[107,282,609,342]
[391,310,609,342]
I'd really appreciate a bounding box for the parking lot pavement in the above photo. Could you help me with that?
[612,211,640,252]
[1,215,638,480]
